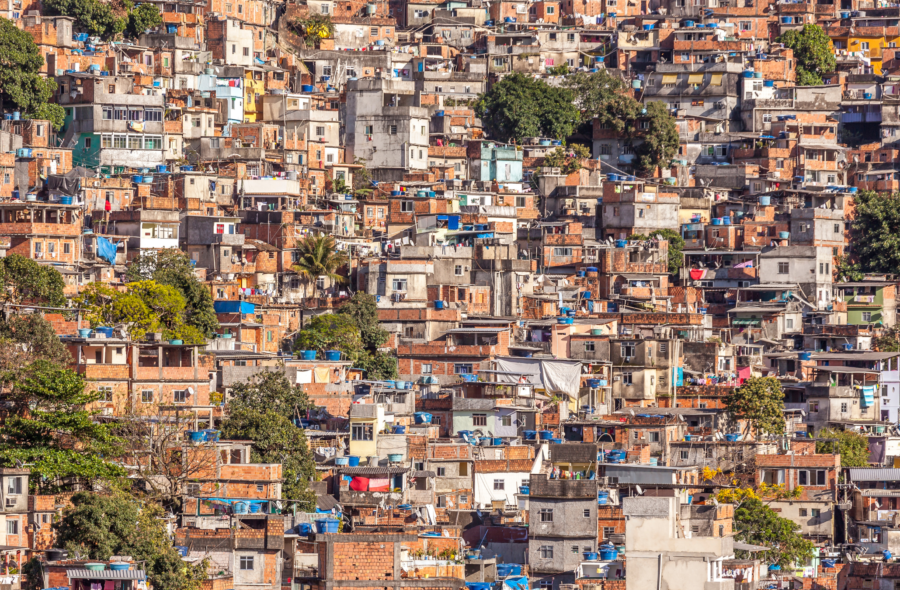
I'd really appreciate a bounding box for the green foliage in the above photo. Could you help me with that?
[357,350,399,380]
[125,249,219,335]
[562,69,641,131]
[125,3,162,38]
[724,376,785,437]
[0,18,59,119]
[76,281,205,343]
[543,145,591,174]
[847,191,900,276]
[626,229,685,275]
[55,493,209,590]
[777,25,836,86]
[474,73,581,142]
[295,313,363,359]
[836,254,864,282]
[633,101,680,175]
[0,314,70,366]
[292,13,334,47]
[546,64,570,76]
[43,0,126,39]
[30,103,66,131]
[815,428,869,467]
[0,361,125,492]
[337,292,389,349]
[221,373,317,508]
[0,253,66,306]
[733,497,816,568]
[292,234,349,293]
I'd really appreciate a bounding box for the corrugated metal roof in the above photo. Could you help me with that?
[338,467,409,475]
[67,570,147,580]
[848,468,900,482]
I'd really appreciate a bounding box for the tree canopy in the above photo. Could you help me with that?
[43,0,126,39]
[474,73,581,142]
[295,313,364,360]
[563,70,641,133]
[815,427,868,467]
[777,25,836,86]
[125,249,219,335]
[731,497,816,568]
[0,18,61,123]
[633,101,680,175]
[0,361,125,492]
[846,191,900,277]
[724,376,785,437]
[0,253,67,307]
[543,145,591,174]
[125,3,162,38]
[77,281,206,344]
[221,373,317,508]
[54,493,209,590]
[292,234,349,296]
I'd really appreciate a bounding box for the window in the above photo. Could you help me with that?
[473,414,487,426]
[401,200,414,212]
[437,467,446,476]
[785,318,794,331]
[540,508,553,522]
[602,527,614,539]
[811,508,821,518]
[553,247,573,256]
[763,113,772,123]
[391,278,408,292]
[841,402,848,413]
[571,545,580,554]
[455,364,473,374]
[422,363,432,374]
[351,423,373,440]
[546,5,555,12]
[141,389,154,403]
[239,556,254,571]
[861,41,870,50]
[6,520,18,535]
[455,265,464,276]
[6,477,22,495]
[98,386,113,402]
[621,343,636,357]
[585,341,595,352]
[389,125,398,135]
[680,451,689,459]
[739,20,751,31]
[502,414,512,427]
[539,546,553,559]
[493,479,505,490]
[863,311,873,322]
[174,389,189,404]
[649,432,660,443]
[778,262,789,274]
[799,508,808,517]
[583,509,591,518]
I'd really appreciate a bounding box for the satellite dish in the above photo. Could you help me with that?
[635,485,644,495]
[187,387,195,396]
[629,409,636,417]
[677,414,685,422]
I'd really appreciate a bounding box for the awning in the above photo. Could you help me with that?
[688,73,704,84]
[662,74,677,84]
[710,73,724,85]
[732,318,762,326]
[67,570,147,581]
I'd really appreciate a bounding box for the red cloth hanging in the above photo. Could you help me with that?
[689,269,705,281]
[349,477,369,491]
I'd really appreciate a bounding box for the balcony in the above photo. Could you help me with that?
[77,364,130,380]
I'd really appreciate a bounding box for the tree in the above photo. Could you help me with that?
[0,253,66,307]
[221,373,317,508]
[562,69,641,132]
[730,497,816,567]
[337,292,389,349]
[627,229,685,275]
[543,145,591,174]
[357,350,400,380]
[0,361,125,492]
[125,2,161,38]
[777,25,836,86]
[633,101,679,175]
[43,0,126,39]
[875,326,900,352]
[30,103,66,131]
[294,313,364,361]
[115,407,219,509]
[291,234,349,297]
[77,281,206,343]
[846,191,900,275]
[0,314,70,367]
[475,73,581,142]
[0,18,60,120]
[836,254,864,282]
[55,492,209,590]
[724,377,785,437]
[291,13,334,48]
[816,427,868,467]
[125,249,219,335]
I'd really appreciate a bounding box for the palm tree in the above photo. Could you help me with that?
[291,234,349,298]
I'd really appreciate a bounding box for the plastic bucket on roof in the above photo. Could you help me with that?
[599,548,618,560]
[77,328,92,338]
[434,300,445,310]
[348,456,361,466]
[233,502,249,514]
[108,563,130,572]
[392,425,406,434]
[335,457,350,466]
[539,430,554,440]
[315,518,340,533]
[523,430,537,440]
[324,350,342,361]
[615,239,628,248]
[759,195,771,205]
[779,231,790,239]
[301,350,317,360]
[725,433,741,442]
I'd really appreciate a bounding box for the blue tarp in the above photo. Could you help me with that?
[676,367,684,387]
[503,577,529,590]
[214,300,256,314]
[448,216,460,230]
[97,236,117,265]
